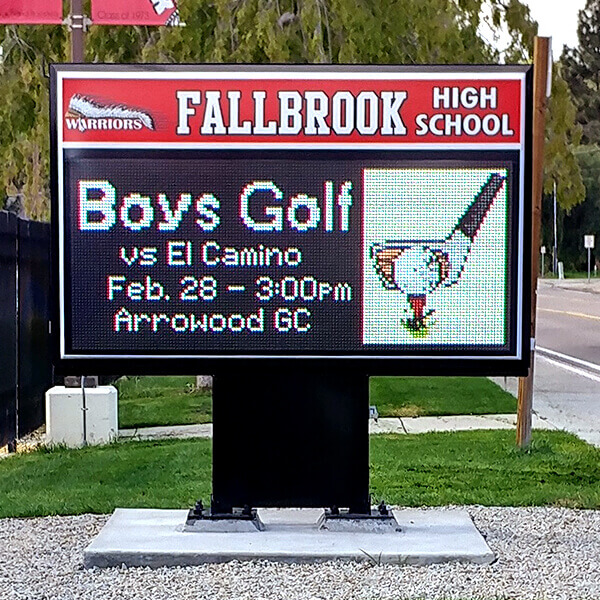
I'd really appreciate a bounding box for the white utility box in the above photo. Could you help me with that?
[45,386,118,447]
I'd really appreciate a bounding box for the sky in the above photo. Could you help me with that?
[523,0,587,55]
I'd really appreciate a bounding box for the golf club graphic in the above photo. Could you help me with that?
[370,172,506,335]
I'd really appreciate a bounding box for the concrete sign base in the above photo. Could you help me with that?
[84,507,494,568]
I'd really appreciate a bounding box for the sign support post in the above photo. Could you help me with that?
[211,370,370,515]
[589,247,591,283]
[584,235,595,283]
[517,37,550,449]
[553,179,558,274]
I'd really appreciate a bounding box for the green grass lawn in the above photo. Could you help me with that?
[370,376,516,417]
[116,376,212,429]
[116,375,515,429]
[370,431,599,507]
[0,430,597,518]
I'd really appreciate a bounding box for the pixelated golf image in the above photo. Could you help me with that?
[363,168,509,347]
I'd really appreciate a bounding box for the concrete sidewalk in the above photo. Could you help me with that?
[2,408,556,457]
[119,423,212,440]
[491,352,600,448]
[118,412,555,442]
[540,277,600,294]
[370,413,555,434]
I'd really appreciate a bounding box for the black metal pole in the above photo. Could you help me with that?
[553,179,558,274]
[588,247,591,284]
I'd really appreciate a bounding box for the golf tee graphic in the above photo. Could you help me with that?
[363,168,509,346]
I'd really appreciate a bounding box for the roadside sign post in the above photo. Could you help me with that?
[540,245,546,276]
[516,37,550,449]
[51,64,532,512]
[553,179,558,274]
[585,235,594,283]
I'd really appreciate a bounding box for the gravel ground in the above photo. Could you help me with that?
[1,506,599,600]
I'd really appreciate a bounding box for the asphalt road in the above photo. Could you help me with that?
[537,279,600,365]
[527,279,600,446]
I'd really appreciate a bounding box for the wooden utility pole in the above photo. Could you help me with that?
[70,0,85,63]
[516,36,551,448]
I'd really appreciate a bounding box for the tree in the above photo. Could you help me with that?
[562,0,600,145]
[551,145,600,271]
[543,64,585,212]
[0,25,68,220]
[1,0,539,220]
[547,0,600,269]
[540,65,586,272]
[140,0,537,65]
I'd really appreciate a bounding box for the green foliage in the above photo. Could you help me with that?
[575,144,600,204]
[461,0,537,63]
[546,0,600,269]
[0,24,69,220]
[145,0,519,65]
[544,65,585,212]
[0,0,538,219]
[500,0,537,62]
[561,0,600,145]
[549,145,600,270]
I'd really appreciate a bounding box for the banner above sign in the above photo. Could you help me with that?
[91,0,180,25]
[0,0,62,24]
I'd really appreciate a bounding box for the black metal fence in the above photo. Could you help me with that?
[0,211,52,449]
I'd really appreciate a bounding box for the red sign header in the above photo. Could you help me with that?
[91,0,179,25]
[59,71,525,146]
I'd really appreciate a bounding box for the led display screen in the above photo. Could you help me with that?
[51,65,531,373]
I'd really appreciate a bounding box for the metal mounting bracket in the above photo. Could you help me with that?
[63,14,92,32]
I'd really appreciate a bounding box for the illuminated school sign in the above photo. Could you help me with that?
[50,65,531,374]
